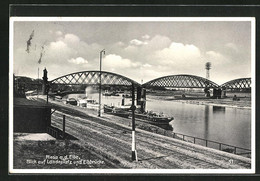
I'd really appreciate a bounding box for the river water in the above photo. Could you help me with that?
[66,93,251,150]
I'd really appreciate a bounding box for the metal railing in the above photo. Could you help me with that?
[161,130,251,157]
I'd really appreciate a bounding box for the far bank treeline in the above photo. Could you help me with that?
[13,75,43,97]
[14,75,139,94]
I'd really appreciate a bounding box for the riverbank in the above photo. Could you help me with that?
[31,95,174,134]
[147,92,251,109]
[169,97,251,109]
[30,95,251,150]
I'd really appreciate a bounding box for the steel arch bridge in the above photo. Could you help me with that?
[221,78,251,90]
[142,74,219,88]
[50,70,141,87]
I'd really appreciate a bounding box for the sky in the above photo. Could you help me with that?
[12,19,252,85]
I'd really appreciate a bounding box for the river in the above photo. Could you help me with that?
[66,93,251,150]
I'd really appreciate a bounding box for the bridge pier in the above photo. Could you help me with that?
[212,88,222,99]
[204,87,210,97]
[221,87,227,98]
[137,86,146,113]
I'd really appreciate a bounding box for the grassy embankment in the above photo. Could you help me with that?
[13,133,118,169]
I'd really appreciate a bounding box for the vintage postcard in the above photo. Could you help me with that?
[9,17,255,174]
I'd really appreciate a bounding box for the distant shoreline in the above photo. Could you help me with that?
[147,94,251,110]
[172,99,251,110]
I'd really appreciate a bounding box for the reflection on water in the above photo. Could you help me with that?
[213,106,226,113]
[145,96,251,150]
[67,93,251,149]
[204,105,209,140]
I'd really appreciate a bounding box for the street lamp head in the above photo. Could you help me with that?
[101,49,105,55]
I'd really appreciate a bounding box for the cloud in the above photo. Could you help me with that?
[68,57,88,64]
[205,51,221,58]
[153,42,202,66]
[64,34,80,43]
[55,31,63,36]
[146,35,172,50]
[45,32,103,65]
[130,39,148,46]
[142,34,150,39]
[103,54,140,70]
[142,63,152,68]
[49,40,67,50]
[123,35,172,61]
[122,37,205,77]
[225,43,238,52]
[205,51,229,65]
[46,40,76,63]
[116,41,125,47]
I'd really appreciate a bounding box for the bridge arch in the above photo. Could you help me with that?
[221,78,251,90]
[142,74,219,88]
[50,70,141,87]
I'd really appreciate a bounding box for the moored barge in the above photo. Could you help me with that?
[103,105,173,125]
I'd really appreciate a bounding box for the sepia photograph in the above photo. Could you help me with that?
[9,17,255,174]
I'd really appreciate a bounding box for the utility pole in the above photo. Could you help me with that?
[98,49,105,117]
[131,83,138,161]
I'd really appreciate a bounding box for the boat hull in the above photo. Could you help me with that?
[131,114,173,125]
[103,105,130,118]
[104,105,173,125]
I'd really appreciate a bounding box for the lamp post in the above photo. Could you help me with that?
[131,83,137,161]
[98,49,105,117]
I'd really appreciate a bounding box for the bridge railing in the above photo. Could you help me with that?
[161,131,251,158]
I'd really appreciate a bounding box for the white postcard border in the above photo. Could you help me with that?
[9,17,256,174]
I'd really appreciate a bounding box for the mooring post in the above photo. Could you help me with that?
[131,83,137,161]
[63,115,65,139]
